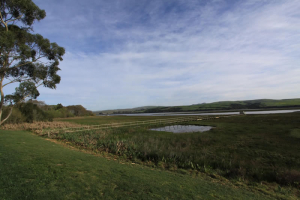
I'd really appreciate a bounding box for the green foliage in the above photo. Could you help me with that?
[24,103,94,119]
[5,81,40,104]
[1,100,56,124]
[17,102,53,122]
[46,107,74,118]
[0,0,46,26]
[0,100,95,123]
[55,103,63,110]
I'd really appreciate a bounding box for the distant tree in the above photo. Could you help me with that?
[168,107,182,112]
[230,103,246,109]
[67,105,94,116]
[55,103,63,110]
[29,99,45,106]
[246,102,262,109]
[0,0,65,125]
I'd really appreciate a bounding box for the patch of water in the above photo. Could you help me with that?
[150,125,213,133]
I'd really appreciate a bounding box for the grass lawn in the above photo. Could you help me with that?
[0,130,282,200]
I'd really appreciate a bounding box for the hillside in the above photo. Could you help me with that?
[94,106,161,115]
[94,98,300,114]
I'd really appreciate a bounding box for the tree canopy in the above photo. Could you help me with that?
[0,0,65,125]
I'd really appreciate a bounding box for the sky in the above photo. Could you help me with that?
[10,0,300,111]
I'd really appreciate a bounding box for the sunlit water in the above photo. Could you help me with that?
[150,125,213,133]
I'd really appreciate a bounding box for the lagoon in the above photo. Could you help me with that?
[150,125,213,133]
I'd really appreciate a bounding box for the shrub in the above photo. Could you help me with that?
[17,102,53,122]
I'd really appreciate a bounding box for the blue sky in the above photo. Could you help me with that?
[14,0,300,110]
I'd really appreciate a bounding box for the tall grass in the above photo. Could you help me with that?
[1,121,82,135]
[51,113,300,188]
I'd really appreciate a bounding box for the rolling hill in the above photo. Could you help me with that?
[94,98,300,114]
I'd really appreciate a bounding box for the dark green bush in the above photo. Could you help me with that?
[17,102,53,122]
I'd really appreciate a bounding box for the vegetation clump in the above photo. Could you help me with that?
[1,100,94,125]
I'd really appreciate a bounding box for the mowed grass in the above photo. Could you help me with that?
[0,130,277,200]
[54,113,300,192]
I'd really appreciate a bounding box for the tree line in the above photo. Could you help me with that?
[2,100,94,124]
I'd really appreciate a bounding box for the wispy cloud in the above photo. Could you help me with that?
[24,0,300,110]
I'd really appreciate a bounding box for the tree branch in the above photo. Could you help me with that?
[4,15,14,22]
[3,77,32,87]
[8,57,18,66]
[5,14,23,24]
[2,79,17,87]
[0,11,8,31]
[0,105,13,125]
[3,56,43,72]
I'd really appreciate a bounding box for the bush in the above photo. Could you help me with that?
[46,108,75,118]
[17,102,53,122]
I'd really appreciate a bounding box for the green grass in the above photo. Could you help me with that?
[0,130,280,200]
[54,113,300,190]
[290,129,300,138]
[55,115,176,125]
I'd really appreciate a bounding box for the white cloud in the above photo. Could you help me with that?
[25,0,300,110]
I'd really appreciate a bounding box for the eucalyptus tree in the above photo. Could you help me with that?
[0,0,65,125]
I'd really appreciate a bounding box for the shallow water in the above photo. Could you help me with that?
[150,125,213,133]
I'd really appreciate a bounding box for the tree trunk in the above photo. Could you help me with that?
[0,78,4,124]
[0,106,13,125]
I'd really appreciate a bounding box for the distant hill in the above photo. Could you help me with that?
[94,106,162,115]
[94,98,300,114]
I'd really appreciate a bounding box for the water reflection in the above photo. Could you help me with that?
[150,125,213,133]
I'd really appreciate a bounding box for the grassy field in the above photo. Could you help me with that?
[55,115,177,125]
[53,113,300,192]
[0,130,282,200]
[1,113,300,199]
